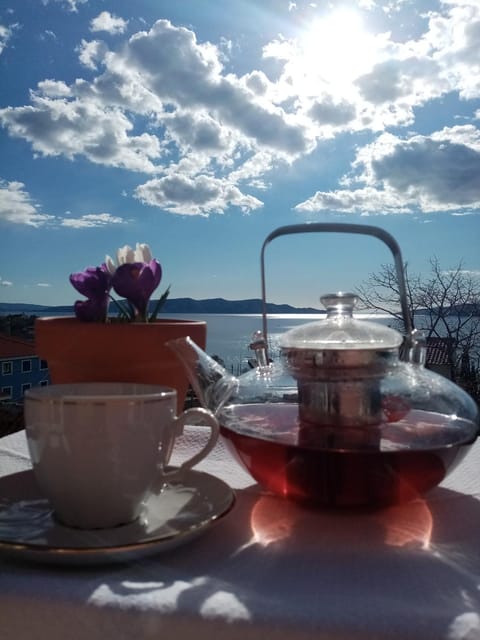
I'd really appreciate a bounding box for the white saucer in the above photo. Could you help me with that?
[0,468,235,565]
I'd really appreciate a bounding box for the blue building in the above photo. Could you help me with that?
[0,333,50,404]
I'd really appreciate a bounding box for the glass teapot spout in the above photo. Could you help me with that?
[167,336,239,414]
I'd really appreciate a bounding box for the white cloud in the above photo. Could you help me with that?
[43,30,57,41]
[0,180,54,226]
[60,213,126,228]
[308,97,357,127]
[36,79,72,97]
[0,277,13,287]
[123,20,311,154]
[135,174,263,216]
[41,0,87,13]
[0,25,11,55]
[36,283,52,287]
[0,22,19,55]
[90,11,128,35]
[425,1,480,99]
[295,185,412,215]
[442,269,480,279]
[0,94,161,173]
[0,180,125,228]
[356,56,446,107]
[77,39,108,70]
[295,125,480,214]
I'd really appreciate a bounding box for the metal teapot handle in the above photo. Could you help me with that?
[260,223,421,362]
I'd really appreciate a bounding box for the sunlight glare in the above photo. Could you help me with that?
[375,498,433,550]
[300,9,378,87]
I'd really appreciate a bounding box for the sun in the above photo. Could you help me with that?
[299,9,379,88]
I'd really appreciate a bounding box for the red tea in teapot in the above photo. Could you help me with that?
[220,404,475,508]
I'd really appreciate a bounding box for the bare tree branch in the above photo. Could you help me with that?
[356,258,480,394]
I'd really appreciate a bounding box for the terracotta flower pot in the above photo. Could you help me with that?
[35,317,207,411]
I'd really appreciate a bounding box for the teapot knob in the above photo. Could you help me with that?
[320,292,357,317]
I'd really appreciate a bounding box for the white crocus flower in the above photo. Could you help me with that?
[105,243,152,275]
[117,244,135,265]
[134,243,152,262]
[105,254,117,275]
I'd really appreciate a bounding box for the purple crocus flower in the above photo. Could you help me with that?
[73,297,109,323]
[69,265,112,298]
[112,259,162,320]
[69,265,112,322]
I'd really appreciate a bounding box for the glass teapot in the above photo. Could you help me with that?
[169,223,479,508]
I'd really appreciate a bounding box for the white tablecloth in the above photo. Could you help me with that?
[2,427,480,640]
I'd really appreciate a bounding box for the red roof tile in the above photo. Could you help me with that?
[0,333,36,358]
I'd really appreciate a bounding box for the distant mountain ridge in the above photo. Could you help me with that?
[2,299,478,316]
[0,297,322,315]
[162,297,322,314]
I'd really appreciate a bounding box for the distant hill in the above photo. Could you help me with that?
[0,303,60,313]
[0,297,322,315]
[161,297,321,314]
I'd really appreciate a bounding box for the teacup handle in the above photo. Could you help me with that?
[161,407,219,481]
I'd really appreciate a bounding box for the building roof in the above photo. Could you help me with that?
[425,337,453,366]
[0,333,36,358]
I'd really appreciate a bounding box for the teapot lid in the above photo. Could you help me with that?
[279,292,403,351]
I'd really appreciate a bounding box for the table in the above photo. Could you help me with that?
[2,427,480,640]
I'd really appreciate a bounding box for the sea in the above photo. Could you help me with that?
[114,311,394,375]
[4,308,395,375]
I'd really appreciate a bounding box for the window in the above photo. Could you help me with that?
[2,361,12,375]
[22,383,31,394]
[40,380,49,387]
[40,359,48,370]
[22,359,32,373]
[1,386,12,399]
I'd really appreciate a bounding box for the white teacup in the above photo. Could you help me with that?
[24,382,219,529]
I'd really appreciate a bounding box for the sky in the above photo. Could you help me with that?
[0,0,479,309]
